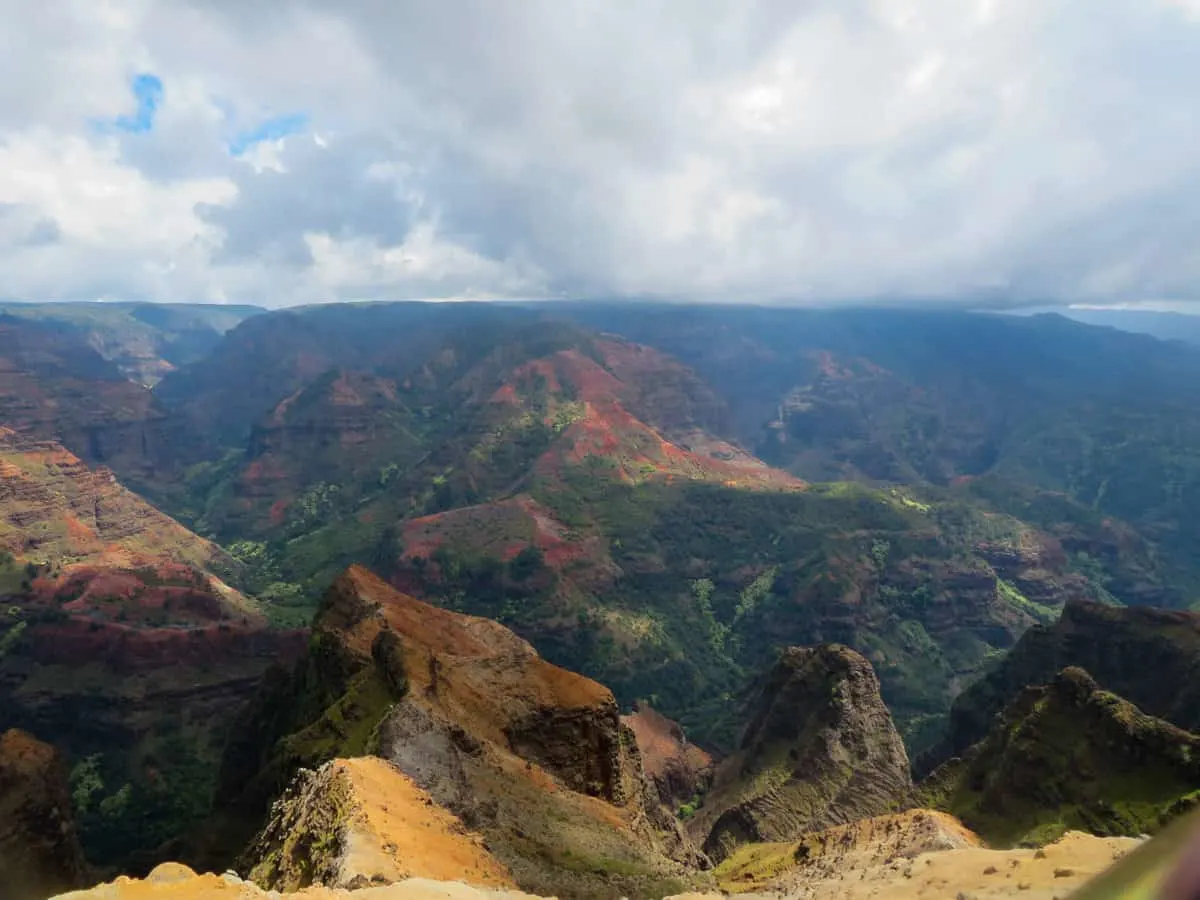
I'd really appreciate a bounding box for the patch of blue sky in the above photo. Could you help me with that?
[111,73,164,134]
[228,113,309,156]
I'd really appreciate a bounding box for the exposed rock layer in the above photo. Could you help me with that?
[691,645,913,861]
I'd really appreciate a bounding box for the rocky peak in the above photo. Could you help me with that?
[691,644,913,861]
[0,729,88,900]
[220,565,696,898]
[921,665,1200,846]
[325,565,630,802]
[923,599,1200,774]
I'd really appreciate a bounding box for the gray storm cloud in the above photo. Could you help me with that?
[0,0,1198,306]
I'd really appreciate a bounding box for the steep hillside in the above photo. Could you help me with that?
[921,668,1200,846]
[209,369,426,540]
[563,304,1200,599]
[0,301,262,386]
[925,599,1200,772]
[189,320,796,544]
[0,728,89,900]
[690,645,912,862]
[0,430,306,869]
[393,474,1121,753]
[622,704,713,814]
[0,427,242,579]
[155,302,539,445]
[0,316,202,499]
[0,606,305,868]
[219,566,698,899]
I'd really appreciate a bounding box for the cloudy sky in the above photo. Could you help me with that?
[1,1,1199,308]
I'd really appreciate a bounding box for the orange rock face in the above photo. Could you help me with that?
[222,565,698,898]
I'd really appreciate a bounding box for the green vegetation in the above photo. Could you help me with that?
[921,669,1200,846]
[139,305,1200,766]
[67,730,220,864]
[997,578,1058,624]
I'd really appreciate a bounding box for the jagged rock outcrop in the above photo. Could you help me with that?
[244,757,514,890]
[622,703,713,812]
[690,645,913,862]
[220,565,699,899]
[923,599,1200,774]
[921,667,1200,846]
[0,729,89,899]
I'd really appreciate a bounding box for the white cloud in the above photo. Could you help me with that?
[1,0,1199,306]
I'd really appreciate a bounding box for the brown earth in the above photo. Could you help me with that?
[622,703,713,812]
[0,728,89,900]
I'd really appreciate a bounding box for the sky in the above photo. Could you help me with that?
[2,1,1200,308]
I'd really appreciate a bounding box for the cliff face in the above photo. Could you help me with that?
[924,600,1200,774]
[0,728,89,900]
[0,427,243,583]
[0,316,200,494]
[691,645,913,862]
[0,428,306,869]
[220,565,697,899]
[224,370,425,537]
[621,703,713,812]
[921,667,1200,847]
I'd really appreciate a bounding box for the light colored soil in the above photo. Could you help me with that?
[754,829,1139,900]
[47,827,1148,900]
[52,865,540,900]
[335,758,515,889]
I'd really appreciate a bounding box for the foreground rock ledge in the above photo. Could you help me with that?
[51,864,542,899]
